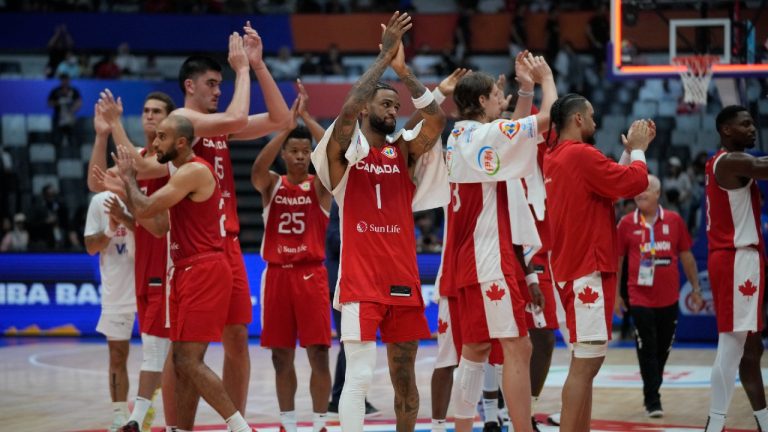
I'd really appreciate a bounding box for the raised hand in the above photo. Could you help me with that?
[243,21,265,69]
[514,50,535,89]
[296,78,309,117]
[525,54,553,84]
[228,31,249,73]
[97,88,123,126]
[287,95,300,130]
[111,144,137,182]
[496,73,513,111]
[93,103,111,135]
[437,68,470,97]
[390,41,408,76]
[105,194,130,227]
[623,119,655,152]
[93,166,127,201]
[379,11,412,60]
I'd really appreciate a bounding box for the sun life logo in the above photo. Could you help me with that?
[356,221,368,233]
[477,146,501,175]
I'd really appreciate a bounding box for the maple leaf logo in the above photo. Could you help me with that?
[739,279,758,297]
[486,283,505,302]
[437,319,449,334]
[578,286,600,305]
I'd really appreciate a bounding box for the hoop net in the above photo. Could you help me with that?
[673,55,719,106]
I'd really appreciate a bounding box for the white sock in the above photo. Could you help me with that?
[531,395,539,415]
[128,396,152,425]
[755,408,768,430]
[312,412,327,432]
[710,332,747,415]
[431,418,447,432]
[280,410,297,432]
[483,398,499,423]
[705,412,726,432]
[225,412,250,432]
[165,427,177,432]
[112,401,129,418]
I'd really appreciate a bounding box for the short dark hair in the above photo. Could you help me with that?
[715,105,749,134]
[166,115,195,144]
[283,125,313,148]
[145,92,176,115]
[546,93,589,146]
[453,72,496,120]
[178,56,222,94]
[374,81,397,97]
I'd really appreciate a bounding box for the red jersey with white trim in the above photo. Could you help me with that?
[336,143,421,307]
[193,135,239,234]
[168,157,225,261]
[705,150,764,252]
[261,175,329,264]
[617,207,691,307]
[544,140,648,282]
[134,148,170,296]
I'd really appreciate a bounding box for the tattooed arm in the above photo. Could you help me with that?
[326,11,412,190]
[390,40,446,165]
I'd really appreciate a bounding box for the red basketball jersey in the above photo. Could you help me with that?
[337,144,422,306]
[135,148,170,296]
[169,157,225,261]
[193,135,240,234]
[261,175,329,264]
[705,150,764,252]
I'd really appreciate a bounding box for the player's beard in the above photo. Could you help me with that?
[157,146,178,164]
[369,112,396,135]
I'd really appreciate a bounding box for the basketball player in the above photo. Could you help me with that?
[88,91,179,432]
[311,11,447,432]
[84,191,135,432]
[703,105,768,431]
[442,51,554,432]
[104,26,291,418]
[544,94,653,431]
[98,115,254,432]
[251,89,332,432]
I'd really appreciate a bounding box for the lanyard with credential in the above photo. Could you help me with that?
[638,213,656,260]
[637,211,657,286]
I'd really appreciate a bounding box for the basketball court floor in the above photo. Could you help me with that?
[1,337,764,431]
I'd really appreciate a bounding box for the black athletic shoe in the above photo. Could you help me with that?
[326,401,339,418]
[482,421,501,432]
[531,417,542,432]
[119,421,140,432]
[364,400,381,418]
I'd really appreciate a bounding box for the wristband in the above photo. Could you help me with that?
[525,273,539,286]
[104,226,116,238]
[518,89,535,97]
[412,89,435,110]
[630,149,646,164]
[432,87,446,105]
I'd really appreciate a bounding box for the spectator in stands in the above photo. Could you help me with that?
[553,41,584,94]
[55,51,81,78]
[299,53,320,76]
[687,151,708,231]
[78,53,92,78]
[47,73,82,148]
[1,213,29,252]
[319,44,344,76]
[29,184,72,250]
[46,24,74,78]
[663,156,693,222]
[0,144,16,222]
[115,42,140,76]
[586,2,610,72]
[141,54,163,80]
[93,54,121,79]
[412,44,436,77]
[435,48,458,77]
[544,6,560,64]
[268,46,298,81]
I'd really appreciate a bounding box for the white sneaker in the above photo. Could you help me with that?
[646,409,664,418]
[547,411,561,426]
[109,413,128,432]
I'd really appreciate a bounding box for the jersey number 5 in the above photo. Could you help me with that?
[214,156,225,180]
[278,212,305,234]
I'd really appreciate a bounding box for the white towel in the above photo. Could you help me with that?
[506,179,542,265]
[311,119,449,211]
[524,159,546,221]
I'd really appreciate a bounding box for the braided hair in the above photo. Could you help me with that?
[545,93,589,147]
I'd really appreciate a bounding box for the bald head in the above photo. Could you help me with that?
[647,174,661,193]
[163,115,195,144]
[634,174,661,213]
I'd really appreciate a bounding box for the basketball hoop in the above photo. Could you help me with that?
[672,55,719,106]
